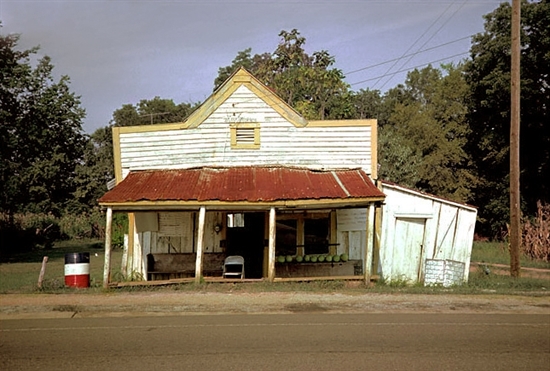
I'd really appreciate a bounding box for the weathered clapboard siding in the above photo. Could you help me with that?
[378,182,477,283]
[123,211,226,279]
[117,85,374,178]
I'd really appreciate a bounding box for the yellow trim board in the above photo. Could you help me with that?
[99,197,385,211]
[370,120,378,179]
[115,122,189,134]
[307,119,376,127]
[107,69,377,134]
[186,68,307,129]
[112,127,123,183]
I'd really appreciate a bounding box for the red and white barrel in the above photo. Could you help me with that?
[64,253,90,288]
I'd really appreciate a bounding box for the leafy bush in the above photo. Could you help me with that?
[58,208,106,240]
[0,213,61,257]
[0,210,126,259]
[112,213,128,248]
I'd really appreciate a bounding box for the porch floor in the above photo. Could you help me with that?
[109,275,376,288]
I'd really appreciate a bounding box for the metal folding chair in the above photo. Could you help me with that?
[223,255,245,279]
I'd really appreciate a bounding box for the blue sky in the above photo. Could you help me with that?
[1,0,502,133]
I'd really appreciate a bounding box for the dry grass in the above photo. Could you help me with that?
[522,201,550,262]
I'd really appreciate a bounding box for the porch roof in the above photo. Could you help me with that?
[98,166,385,211]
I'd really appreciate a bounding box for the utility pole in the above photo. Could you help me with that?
[510,0,521,278]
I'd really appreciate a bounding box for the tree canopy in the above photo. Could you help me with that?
[214,29,353,120]
[110,96,197,127]
[4,0,549,243]
[372,64,476,202]
[465,0,549,236]
[0,33,86,216]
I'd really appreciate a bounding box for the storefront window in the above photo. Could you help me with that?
[304,218,329,255]
[276,219,297,256]
[275,214,331,256]
[227,213,245,228]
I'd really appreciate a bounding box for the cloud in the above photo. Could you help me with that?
[1,0,499,132]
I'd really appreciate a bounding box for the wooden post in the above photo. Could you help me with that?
[263,213,269,277]
[510,0,521,278]
[37,256,48,289]
[296,216,305,256]
[372,203,382,279]
[126,213,135,278]
[103,207,113,288]
[329,210,338,256]
[268,207,276,282]
[364,204,375,284]
[195,206,206,283]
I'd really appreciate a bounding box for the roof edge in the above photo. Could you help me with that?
[380,180,477,211]
[99,197,386,211]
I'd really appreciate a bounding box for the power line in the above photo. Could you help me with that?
[139,112,171,124]
[345,35,472,75]
[370,1,455,90]
[377,0,469,91]
[349,51,469,87]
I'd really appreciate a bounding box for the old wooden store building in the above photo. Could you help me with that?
[99,68,477,287]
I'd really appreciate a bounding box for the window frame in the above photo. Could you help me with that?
[230,122,260,149]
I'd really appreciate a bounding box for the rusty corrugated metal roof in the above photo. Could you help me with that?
[99,166,385,204]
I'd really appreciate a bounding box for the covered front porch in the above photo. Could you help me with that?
[99,167,385,288]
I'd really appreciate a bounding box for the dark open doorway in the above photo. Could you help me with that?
[225,212,265,279]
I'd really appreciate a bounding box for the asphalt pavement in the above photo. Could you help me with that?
[1,312,548,371]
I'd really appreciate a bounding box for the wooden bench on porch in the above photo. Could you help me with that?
[146,253,226,280]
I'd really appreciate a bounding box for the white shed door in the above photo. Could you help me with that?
[392,218,425,282]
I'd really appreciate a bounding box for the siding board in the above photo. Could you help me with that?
[117,86,374,175]
[379,182,477,283]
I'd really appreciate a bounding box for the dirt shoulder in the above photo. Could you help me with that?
[1,291,549,320]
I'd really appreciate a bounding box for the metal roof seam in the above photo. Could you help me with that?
[331,171,351,197]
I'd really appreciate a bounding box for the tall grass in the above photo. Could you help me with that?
[0,239,123,293]
[1,240,548,295]
[471,241,550,269]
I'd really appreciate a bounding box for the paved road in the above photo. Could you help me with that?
[1,313,548,371]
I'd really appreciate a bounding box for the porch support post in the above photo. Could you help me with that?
[372,203,382,279]
[103,207,113,288]
[195,206,206,283]
[364,204,375,285]
[268,207,276,282]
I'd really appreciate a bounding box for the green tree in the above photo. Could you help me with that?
[72,126,114,211]
[465,0,550,237]
[214,48,271,90]
[379,65,475,202]
[352,88,384,120]
[0,32,86,217]
[110,97,197,127]
[214,29,352,120]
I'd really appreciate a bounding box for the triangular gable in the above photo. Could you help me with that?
[185,67,308,128]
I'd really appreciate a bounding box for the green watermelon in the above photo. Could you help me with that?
[285,255,294,263]
[304,255,311,262]
[318,255,326,262]
[277,255,286,263]
[310,255,318,263]
[340,253,349,262]
[325,255,333,262]
[295,255,303,263]
[333,254,341,262]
